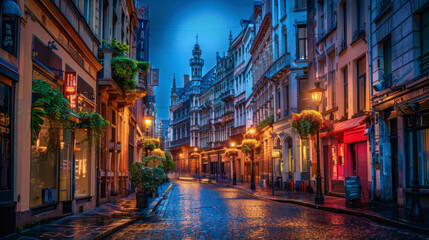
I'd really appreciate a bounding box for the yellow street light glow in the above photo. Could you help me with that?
[194,147,198,151]
[230,142,235,147]
[308,82,325,108]
[249,128,255,135]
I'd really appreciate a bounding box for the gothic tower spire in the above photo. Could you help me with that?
[190,34,204,81]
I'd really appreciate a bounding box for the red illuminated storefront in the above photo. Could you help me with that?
[322,116,370,201]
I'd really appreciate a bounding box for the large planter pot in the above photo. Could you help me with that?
[136,192,150,208]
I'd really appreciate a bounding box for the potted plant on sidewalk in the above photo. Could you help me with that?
[161,152,175,182]
[130,162,165,208]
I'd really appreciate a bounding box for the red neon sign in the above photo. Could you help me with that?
[65,71,77,95]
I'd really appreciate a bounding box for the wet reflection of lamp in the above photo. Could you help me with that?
[248,127,256,190]
[193,147,200,179]
[230,142,237,185]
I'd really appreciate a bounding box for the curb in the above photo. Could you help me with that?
[93,183,173,240]
[230,184,429,235]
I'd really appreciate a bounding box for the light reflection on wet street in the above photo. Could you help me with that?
[107,182,428,240]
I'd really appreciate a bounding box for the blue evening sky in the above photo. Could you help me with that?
[146,0,254,120]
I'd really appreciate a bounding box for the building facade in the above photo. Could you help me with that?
[0,0,154,236]
[308,0,371,200]
[270,0,309,190]
[9,0,104,235]
[250,0,273,184]
[370,0,429,213]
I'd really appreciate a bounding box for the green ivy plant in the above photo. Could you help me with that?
[137,61,150,72]
[257,116,274,131]
[102,38,129,55]
[30,99,45,145]
[77,112,110,138]
[111,57,151,91]
[32,79,70,120]
[31,79,71,145]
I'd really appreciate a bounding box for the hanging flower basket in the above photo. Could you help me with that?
[291,110,323,137]
[224,148,239,158]
[136,136,160,150]
[241,138,260,154]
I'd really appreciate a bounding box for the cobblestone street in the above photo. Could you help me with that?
[107,181,429,240]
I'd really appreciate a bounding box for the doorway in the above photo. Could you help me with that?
[323,146,329,194]
[59,130,74,214]
[390,119,398,203]
[350,141,369,201]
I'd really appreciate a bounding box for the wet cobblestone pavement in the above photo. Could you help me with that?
[107,182,429,240]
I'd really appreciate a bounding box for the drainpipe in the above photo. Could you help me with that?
[368,0,376,202]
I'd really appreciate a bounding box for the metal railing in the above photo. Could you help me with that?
[267,53,290,79]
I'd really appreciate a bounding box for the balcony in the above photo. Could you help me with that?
[189,58,204,65]
[267,53,290,80]
[169,137,190,148]
[213,116,222,125]
[190,106,200,112]
[98,49,147,108]
[220,89,235,102]
[231,125,246,136]
[221,111,234,123]
[352,27,366,44]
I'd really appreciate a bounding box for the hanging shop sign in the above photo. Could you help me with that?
[151,69,159,86]
[65,71,77,108]
[1,17,18,56]
[272,148,282,158]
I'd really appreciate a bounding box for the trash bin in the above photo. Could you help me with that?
[260,179,266,188]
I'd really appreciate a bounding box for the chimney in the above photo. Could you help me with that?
[184,74,189,86]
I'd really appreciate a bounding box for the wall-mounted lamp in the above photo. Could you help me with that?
[48,41,58,51]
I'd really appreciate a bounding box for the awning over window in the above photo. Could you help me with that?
[333,115,367,133]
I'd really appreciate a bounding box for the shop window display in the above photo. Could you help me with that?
[30,70,62,207]
[30,118,60,207]
[75,128,91,197]
[0,80,12,193]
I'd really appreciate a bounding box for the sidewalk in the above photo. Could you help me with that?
[220,181,429,234]
[4,182,173,240]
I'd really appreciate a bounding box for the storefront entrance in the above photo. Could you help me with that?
[59,130,74,214]
[349,141,369,201]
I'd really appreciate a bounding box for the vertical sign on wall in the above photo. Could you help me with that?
[152,69,159,86]
[65,71,77,109]
[1,16,18,56]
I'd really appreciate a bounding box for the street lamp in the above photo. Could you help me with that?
[145,119,152,136]
[248,127,256,190]
[309,82,325,204]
